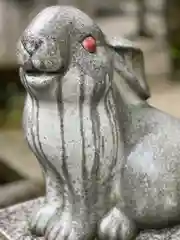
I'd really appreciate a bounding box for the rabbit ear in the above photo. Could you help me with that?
[106,36,151,100]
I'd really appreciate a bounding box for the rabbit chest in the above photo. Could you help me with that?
[23,91,122,208]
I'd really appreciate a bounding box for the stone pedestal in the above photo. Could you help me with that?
[0,198,44,240]
[1,199,180,240]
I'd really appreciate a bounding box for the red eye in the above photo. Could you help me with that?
[82,36,96,53]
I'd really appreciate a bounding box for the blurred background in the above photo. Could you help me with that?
[0,0,179,208]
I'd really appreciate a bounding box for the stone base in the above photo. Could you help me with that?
[136,226,180,240]
[1,198,180,240]
[0,197,44,240]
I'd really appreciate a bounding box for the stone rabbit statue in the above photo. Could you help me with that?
[17,5,180,240]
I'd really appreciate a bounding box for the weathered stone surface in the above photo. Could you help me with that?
[1,199,180,239]
[0,198,44,240]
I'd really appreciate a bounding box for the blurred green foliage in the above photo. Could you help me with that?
[171,47,180,59]
[0,94,24,129]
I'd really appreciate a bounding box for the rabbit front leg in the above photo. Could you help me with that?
[29,167,68,237]
[29,165,80,240]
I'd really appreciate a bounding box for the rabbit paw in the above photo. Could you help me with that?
[29,205,79,240]
[29,203,61,237]
[44,210,75,240]
[98,207,137,240]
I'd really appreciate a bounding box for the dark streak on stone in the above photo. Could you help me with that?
[90,75,106,205]
[22,70,47,171]
[23,71,65,202]
[57,78,76,203]
[101,135,105,158]
[103,76,119,186]
[79,72,89,208]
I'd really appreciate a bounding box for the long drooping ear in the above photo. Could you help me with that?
[106,36,151,100]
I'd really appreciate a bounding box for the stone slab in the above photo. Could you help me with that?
[1,198,180,240]
[0,198,44,240]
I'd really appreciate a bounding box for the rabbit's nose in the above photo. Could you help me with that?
[17,33,43,71]
[18,38,64,74]
[21,33,43,57]
[17,40,34,71]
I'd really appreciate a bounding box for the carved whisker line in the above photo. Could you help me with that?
[22,70,47,171]
[90,76,106,205]
[23,72,54,207]
[103,89,114,186]
[79,72,89,207]
[107,91,120,180]
[102,74,119,186]
[35,107,65,190]
[57,79,76,204]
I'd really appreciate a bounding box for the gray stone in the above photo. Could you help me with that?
[1,5,180,240]
[1,200,180,239]
[0,198,44,240]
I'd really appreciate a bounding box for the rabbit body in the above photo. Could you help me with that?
[121,104,180,229]
[17,5,180,240]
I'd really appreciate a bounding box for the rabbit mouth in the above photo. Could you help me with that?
[20,67,61,91]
